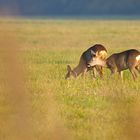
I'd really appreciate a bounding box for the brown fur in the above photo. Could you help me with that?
[65,44,107,79]
[88,49,140,81]
[95,50,107,59]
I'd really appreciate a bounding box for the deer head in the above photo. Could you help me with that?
[87,50,107,67]
[65,65,77,79]
[87,57,107,68]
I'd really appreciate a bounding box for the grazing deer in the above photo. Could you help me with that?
[65,44,107,79]
[87,49,140,80]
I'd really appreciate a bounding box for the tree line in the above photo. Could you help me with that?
[1,0,140,16]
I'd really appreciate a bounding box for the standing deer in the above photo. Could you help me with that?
[65,44,107,79]
[87,49,140,80]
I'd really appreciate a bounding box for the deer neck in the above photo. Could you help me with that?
[73,64,84,77]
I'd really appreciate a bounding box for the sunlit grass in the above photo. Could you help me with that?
[0,18,140,140]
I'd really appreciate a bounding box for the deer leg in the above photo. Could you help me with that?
[98,66,103,78]
[119,71,123,79]
[94,66,103,78]
[135,66,140,74]
[110,68,117,75]
[108,67,118,79]
[81,68,87,78]
[92,66,97,78]
[129,68,137,81]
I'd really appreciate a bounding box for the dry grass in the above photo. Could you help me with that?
[0,18,140,140]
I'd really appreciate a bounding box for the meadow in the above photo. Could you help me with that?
[0,18,140,140]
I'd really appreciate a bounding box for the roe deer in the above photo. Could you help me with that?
[87,49,140,80]
[65,44,107,79]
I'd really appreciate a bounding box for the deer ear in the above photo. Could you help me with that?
[67,65,72,72]
[91,50,96,56]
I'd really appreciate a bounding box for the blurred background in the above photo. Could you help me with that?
[0,0,140,17]
[0,1,140,140]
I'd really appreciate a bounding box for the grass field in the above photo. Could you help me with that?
[0,18,140,140]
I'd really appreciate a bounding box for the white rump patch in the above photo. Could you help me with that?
[136,55,140,61]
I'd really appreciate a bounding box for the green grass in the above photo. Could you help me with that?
[0,19,140,140]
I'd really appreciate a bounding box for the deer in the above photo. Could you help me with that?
[87,49,140,81]
[65,44,107,79]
